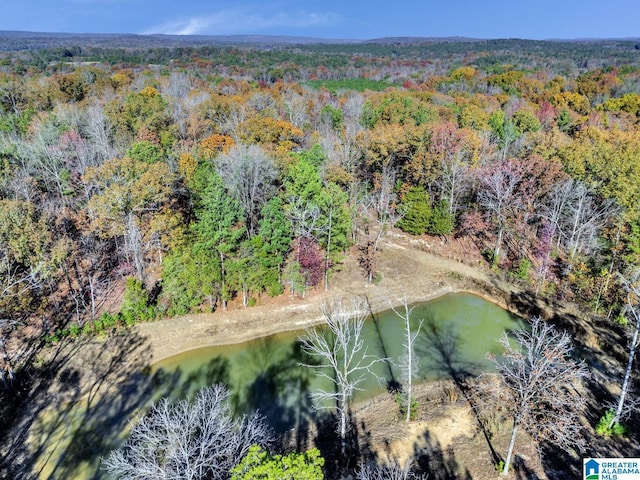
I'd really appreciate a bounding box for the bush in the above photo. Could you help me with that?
[513,258,532,281]
[397,186,431,235]
[428,201,454,235]
[101,312,118,329]
[595,409,628,438]
[394,391,419,420]
[120,277,153,325]
[69,324,81,338]
[231,445,324,480]
[82,322,94,335]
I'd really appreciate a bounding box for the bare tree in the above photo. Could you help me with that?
[299,296,385,456]
[321,93,364,244]
[476,158,527,265]
[554,180,616,264]
[390,297,423,422]
[359,163,402,282]
[478,317,589,475]
[357,460,427,480]
[101,383,271,480]
[84,101,120,162]
[281,88,309,129]
[438,150,471,219]
[608,270,640,428]
[216,144,278,237]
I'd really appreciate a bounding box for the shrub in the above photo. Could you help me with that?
[394,391,419,420]
[513,258,532,281]
[120,277,153,325]
[101,312,117,329]
[595,409,628,438]
[428,201,454,235]
[69,324,81,338]
[231,445,324,480]
[397,186,432,235]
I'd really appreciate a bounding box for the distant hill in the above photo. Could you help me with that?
[0,30,638,57]
[0,31,360,51]
[3,30,637,52]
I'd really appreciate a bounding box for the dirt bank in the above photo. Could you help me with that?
[137,239,518,364]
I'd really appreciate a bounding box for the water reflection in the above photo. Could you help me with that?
[32,292,520,479]
[417,318,482,383]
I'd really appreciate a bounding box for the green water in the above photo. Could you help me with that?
[151,292,522,430]
[32,292,521,479]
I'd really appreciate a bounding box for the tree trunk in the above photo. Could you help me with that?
[610,310,640,427]
[405,313,413,423]
[126,212,145,284]
[339,389,348,458]
[220,251,227,310]
[493,226,504,265]
[242,283,249,308]
[340,335,349,457]
[324,207,332,291]
[503,419,519,475]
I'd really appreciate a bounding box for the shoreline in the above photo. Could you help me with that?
[134,241,518,364]
[143,286,515,365]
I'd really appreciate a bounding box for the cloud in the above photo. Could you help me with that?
[142,8,341,35]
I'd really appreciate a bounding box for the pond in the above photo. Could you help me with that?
[32,292,522,479]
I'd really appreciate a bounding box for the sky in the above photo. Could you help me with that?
[1,0,639,40]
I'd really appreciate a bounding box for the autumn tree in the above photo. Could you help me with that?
[0,198,56,386]
[236,117,303,156]
[558,127,640,223]
[83,155,177,283]
[0,200,52,304]
[105,85,172,144]
[362,91,434,129]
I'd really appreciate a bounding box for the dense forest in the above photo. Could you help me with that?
[1,35,640,478]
